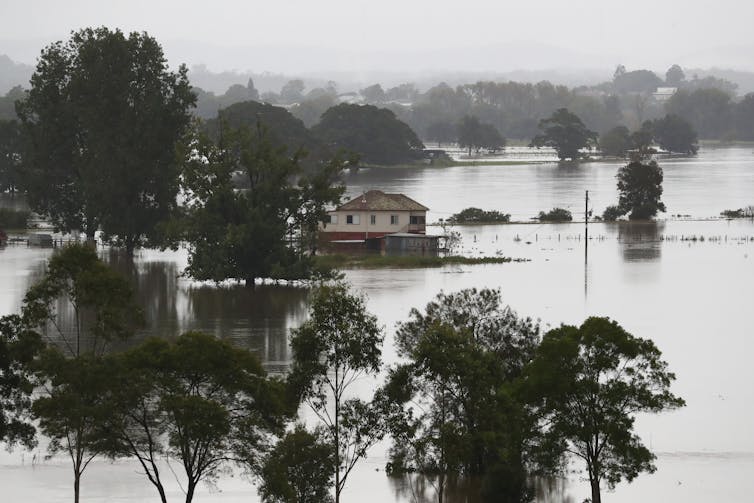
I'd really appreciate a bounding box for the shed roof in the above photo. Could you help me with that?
[337,190,428,212]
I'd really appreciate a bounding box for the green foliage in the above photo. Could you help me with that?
[525,317,684,503]
[448,207,511,224]
[652,114,699,154]
[612,69,663,94]
[259,425,335,503]
[385,289,541,502]
[0,119,21,194]
[616,160,666,220]
[204,100,331,170]
[0,85,26,121]
[721,207,754,219]
[0,207,29,229]
[734,93,754,141]
[0,314,43,449]
[530,108,597,161]
[457,115,506,155]
[289,93,338,128]
[665,64,685,87]
[102,332,289,503]
[666,88,732,140]
[536,208,572,222]
[599,126,632,157]
[178,125,344,285]
[425,121,457,147]
[312,103,424,165]
[289,283,386,503]
[602,205,625,222]
[17,27,195,252]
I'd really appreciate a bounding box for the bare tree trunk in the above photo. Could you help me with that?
[590,478,601,503]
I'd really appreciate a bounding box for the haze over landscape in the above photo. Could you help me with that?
[2,0,754,93]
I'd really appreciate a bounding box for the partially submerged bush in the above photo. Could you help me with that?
[536,207,572,222]
[602,205,625,222]
[448,207,511,224]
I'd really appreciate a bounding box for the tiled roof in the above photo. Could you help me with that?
[337,190,428,211]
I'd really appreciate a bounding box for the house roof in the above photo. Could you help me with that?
[337,190,428,212]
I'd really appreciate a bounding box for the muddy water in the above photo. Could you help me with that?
[1,146,753,502]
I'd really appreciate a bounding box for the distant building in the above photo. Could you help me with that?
[320,190,428,242]
[652,87,677,102]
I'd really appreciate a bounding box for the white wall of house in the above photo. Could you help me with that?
[321,210,426,235]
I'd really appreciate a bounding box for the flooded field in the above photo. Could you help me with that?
[1,146,753,502]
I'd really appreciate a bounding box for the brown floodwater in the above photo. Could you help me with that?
[1,146,753,502]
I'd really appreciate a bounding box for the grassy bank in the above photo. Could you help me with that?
[315,254,524,269]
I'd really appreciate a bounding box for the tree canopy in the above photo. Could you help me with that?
[530,108,597,161]
[178,125,344,286]
[204,100,331,170]
[616,160,666,220]
[16,27,196,252]
[525,317,684,503]
[312,103,424,165]
[457,115,506,155]
[289,283,387,503]
[652,114,699,154]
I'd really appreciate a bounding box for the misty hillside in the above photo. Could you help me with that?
[0,54,32,94]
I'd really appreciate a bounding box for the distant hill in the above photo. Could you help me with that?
[0,54,32,94]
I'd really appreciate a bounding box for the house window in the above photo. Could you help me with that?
[346,214,360,225]
[390,215,399,225]
[370,214,376,225]
[325,214,338,224]
[410,216,425,225]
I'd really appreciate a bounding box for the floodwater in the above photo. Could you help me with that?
[1,146,753,502]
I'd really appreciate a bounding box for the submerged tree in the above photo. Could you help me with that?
[179,125,344,286]
[259,425,335,503]
[102,332,290,503]
[22,244,141,503]
[525,317,685,503]
[17,27,195,251]
[530,108,597,161]
[385,289,541,502]
[289,283,387,503]
[616,160,666,220]
[652,114,698,154]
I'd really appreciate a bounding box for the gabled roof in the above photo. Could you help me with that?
[337,190,428,212]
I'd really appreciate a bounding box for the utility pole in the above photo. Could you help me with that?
[584,190,589,265]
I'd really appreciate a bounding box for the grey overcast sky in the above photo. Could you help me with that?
[2,0,753,74]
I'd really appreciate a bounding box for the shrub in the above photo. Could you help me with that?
[537,207,572,222]
[448,207,511,224]
[602,205,625,222]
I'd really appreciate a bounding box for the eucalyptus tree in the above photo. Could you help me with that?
[289,283,387,503]
[525,317,685,503]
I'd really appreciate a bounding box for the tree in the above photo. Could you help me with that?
[530,108,597,161]
[204,100,331,170]
[734,93,754,141]
[312,103,424,165]
[16,27,195,252]
[0,314,42,449]
[425,121,456,147]
[0,119,21,194]
[259,425,335,503]
[103,332,290,503]
[457,115,505,155]
[289,283,387,503]
[179,125,344,286]
[280,79,305,104]
[599,126,631,157]
[630,121,655,158]
[385,289,541,502]
[360,83,386,103]
[665,88,732,140]
[525,317,685,503]
[616,160,666,220]
[22,244,141,503]
[652,114,698,154]
[612,69,663,94]
[665,64,685,86]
